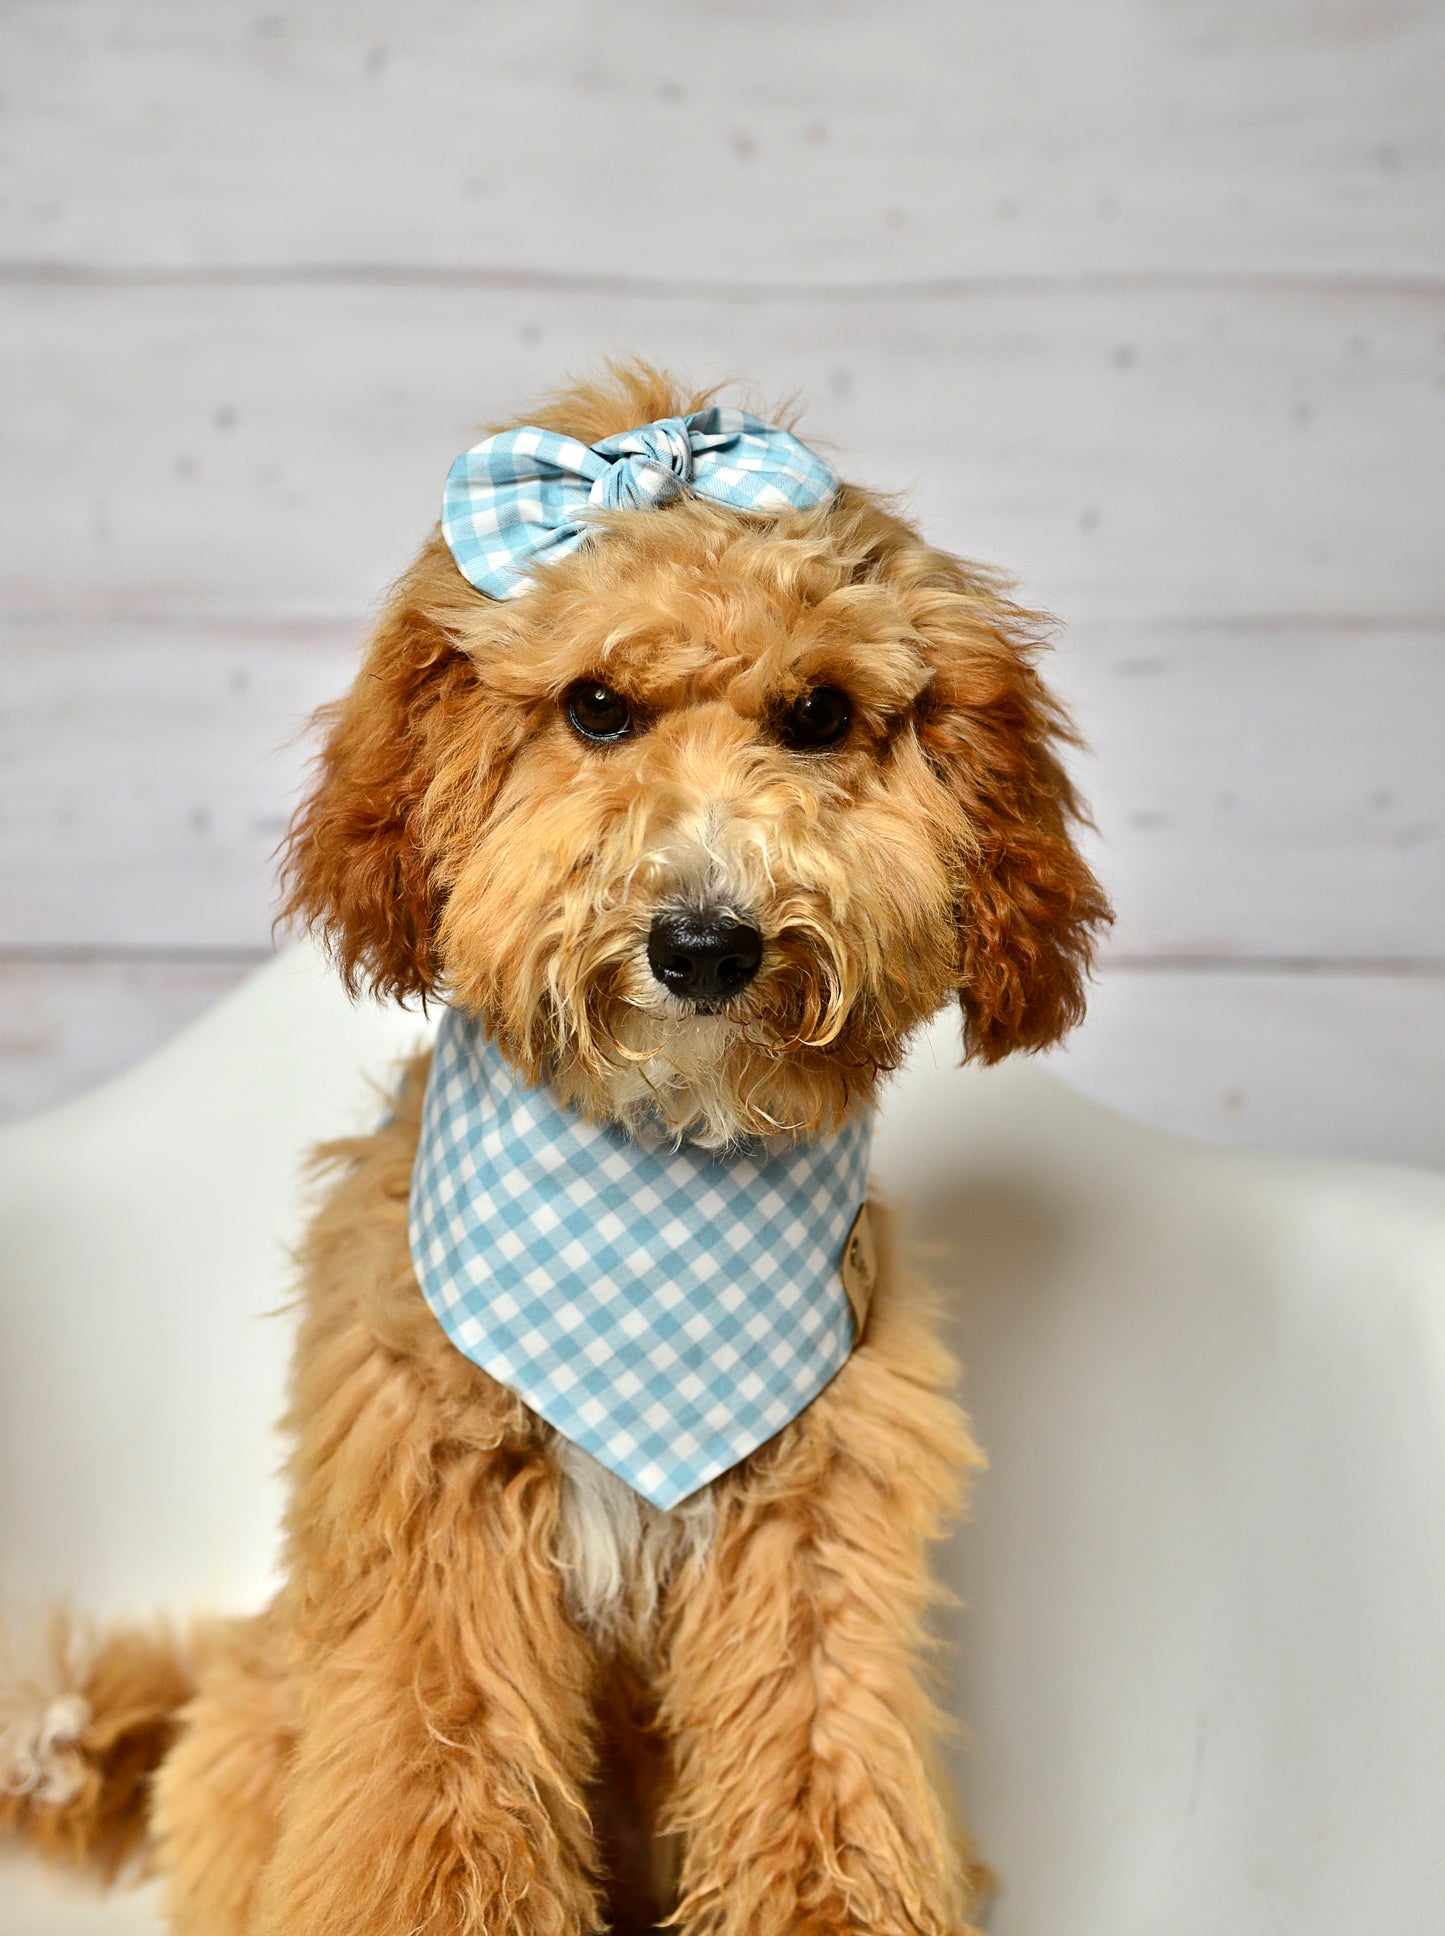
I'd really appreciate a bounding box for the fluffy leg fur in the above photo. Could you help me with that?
[240,1075,606,1936]
[248,1481,603,1936]
[657,1212,987,1936]
[0,1613,195,1879]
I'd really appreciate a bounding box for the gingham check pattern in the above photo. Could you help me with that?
[408,1008,872,1509]
[441,407,837,600]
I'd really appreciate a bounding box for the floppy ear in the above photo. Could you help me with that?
[279,548,478,1003]
[910,572,1112,1063]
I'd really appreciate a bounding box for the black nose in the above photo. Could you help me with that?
[647,909,763,1005]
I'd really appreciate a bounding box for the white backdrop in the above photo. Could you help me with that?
[1,0,1442,1165]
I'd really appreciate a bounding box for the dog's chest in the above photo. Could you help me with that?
[552,1437,716,1630]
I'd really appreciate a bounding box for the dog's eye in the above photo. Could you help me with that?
[781,686,852,751]
[564,680,633,743]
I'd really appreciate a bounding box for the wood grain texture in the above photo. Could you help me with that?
[4,616,1442,958]
[0,0,1440,1160]
[0,616,357,948]
[1059,620,1445,959]
[2,0,1441,282]
[1046,964,1445,1170]
[2,283,1443,624]
[0,957,257,1123]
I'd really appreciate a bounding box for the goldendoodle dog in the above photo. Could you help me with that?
[2,363,1109,1936]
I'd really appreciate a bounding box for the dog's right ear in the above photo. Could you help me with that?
[279,546,477,1003]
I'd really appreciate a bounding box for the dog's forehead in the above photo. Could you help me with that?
[507,520,929,711]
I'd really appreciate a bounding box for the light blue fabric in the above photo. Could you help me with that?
[441,407,837,600]
[408,1008,872,1509]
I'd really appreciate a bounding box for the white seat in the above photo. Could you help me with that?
[3,947,1443,1934]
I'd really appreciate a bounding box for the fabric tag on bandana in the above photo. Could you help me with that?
[408,1006,873,1509]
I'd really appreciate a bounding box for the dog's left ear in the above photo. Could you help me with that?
[907,567,1113,1063]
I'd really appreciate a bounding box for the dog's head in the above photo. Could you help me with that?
[282,367,1110,1145]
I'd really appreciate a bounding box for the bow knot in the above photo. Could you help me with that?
[443,407,836,599]
[588,417,695,512]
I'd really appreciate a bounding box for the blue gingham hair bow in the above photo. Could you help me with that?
[442,407,837,599]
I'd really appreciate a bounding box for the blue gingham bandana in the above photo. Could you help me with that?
[442,407,837,600]
[408,1007,873,1509]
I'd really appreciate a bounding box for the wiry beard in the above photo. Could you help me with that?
[549,1000,900,1151]
[487,930,919,1152]
[581,1007,762,1151]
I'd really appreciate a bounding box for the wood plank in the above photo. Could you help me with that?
[1045,964,1445,1170]
[1058,619,1445,958]
[0,955,256,1123]
[1,283,1442,625]
[2,0,1441,282]
[4,957,1441,1172]
[3,616,1442,958]
[0,617,358,948]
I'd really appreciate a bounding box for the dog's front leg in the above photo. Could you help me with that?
[658,1279,986,1936]
[249,1427,603,1936]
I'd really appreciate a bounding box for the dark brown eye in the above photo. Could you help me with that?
[564,680,633,743]
[781,686,852,751]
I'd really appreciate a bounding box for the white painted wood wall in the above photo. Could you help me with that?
[2,0,1442,1165]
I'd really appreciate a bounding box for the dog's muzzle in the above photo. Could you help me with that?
[647,909,762,1006]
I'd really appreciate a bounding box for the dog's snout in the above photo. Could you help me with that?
[647,909,763,1005]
